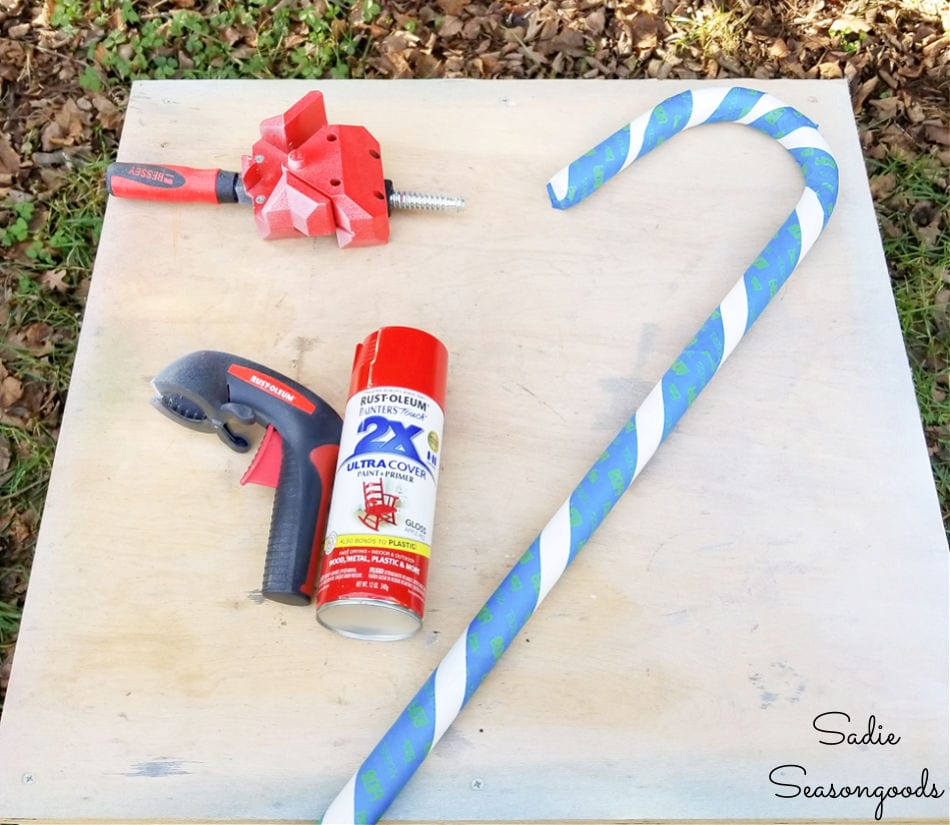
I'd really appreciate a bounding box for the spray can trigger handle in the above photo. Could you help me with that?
[241,424,283,488]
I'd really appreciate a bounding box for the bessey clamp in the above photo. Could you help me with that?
[105,91,464,248]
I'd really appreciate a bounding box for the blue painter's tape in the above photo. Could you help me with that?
[346,522,545,821]
[660,311,726,439]
[708,87,764,123]
[352,672,437,821]
[742,211,804,327]
[789,147,839,224]
[568,424,639,562]
[749,106,817,140]
[548,125,632,209]
[464,546,541,700]
[637,90,693,158]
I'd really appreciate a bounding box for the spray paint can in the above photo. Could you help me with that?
[316,326,448,640]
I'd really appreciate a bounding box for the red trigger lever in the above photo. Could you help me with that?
[241,425,283,489]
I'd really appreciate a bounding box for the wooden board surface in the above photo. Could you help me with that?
[0,79,946,823]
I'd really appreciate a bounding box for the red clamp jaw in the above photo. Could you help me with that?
[239,92,390,248]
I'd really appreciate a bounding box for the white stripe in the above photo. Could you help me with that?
[321,773,357,825]
[432,632,468,745]
[736,92,786,125]
[633,383,666,479]
[685,86,732,130]
[795,187,826,261]
[718,280,751,363]
[619,111,652,170]
[807,130,834,158]
[779,125,830,153]
[537,498,572,605]
[546,166,570,202]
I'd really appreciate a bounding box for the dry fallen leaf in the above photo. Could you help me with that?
[15,321,54,353]
[869,172,898,200]
[38,166,68,192]
[438,15,463,38]
[586,9,606,36]
[830,14,873,35]
[0,435,10,474]
[0,133,19,176]
[0,653,13,694]
[869,95,903,119]
[629,12,659,51]
[911,204,943,249]
[437,0,468,15]
[40,98,89,151]
[91,94,123,131]
[769,38,790,59]
[923,123,949,146]
[853,76,879,112]
[39,268,70,293]
[9,510,34,544]
[551,28,587,56]
[0,375,23,410]
[0,40,28,81]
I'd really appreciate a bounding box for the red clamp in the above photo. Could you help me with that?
[105,92,464,249]
[240,92,390,248]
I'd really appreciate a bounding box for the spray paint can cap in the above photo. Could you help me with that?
[349,326,447,407]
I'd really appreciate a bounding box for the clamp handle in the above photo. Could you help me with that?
[106,163,244,204]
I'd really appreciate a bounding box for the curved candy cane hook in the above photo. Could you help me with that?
[321,86,839,825]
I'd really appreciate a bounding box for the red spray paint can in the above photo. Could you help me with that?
[316,326,448,640]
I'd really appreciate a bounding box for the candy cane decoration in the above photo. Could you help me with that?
[320,86,839,824]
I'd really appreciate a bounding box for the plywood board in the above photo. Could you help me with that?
[0,79,946,823]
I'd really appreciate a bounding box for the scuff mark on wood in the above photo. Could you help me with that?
[122,758,191,778]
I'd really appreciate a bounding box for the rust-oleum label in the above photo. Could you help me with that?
[317,386,443,619]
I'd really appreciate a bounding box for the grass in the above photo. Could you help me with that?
[56,0,369,84]
[669,4,751,61]
[0,595,20,642]
[868,153,950,519]
[0,158,104,691]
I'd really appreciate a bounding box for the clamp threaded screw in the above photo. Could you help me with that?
[388,190,466,212]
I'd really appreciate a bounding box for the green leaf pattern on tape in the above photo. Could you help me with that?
[408,701,428,729]
[609,467,625,495]
[361,770,384,802]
